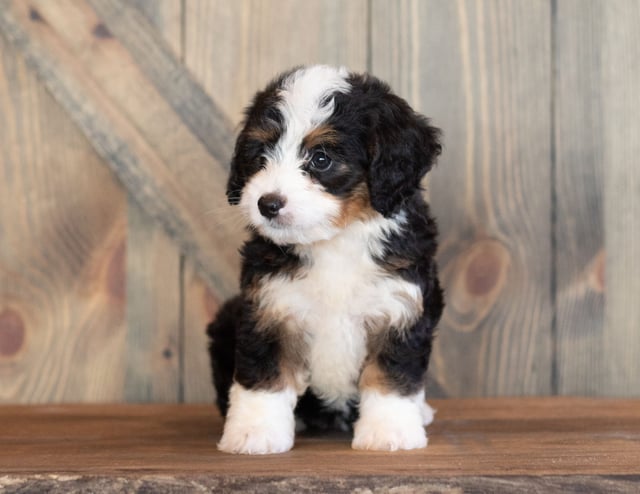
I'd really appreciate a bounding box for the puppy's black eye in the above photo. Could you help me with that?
[309,151,332,172]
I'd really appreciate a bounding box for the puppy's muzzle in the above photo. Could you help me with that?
[258,193,287,219]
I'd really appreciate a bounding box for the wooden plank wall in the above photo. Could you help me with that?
[0,31,128,401]
[373,0,553,396]
[0,0,638,402]
[600,0,640,395]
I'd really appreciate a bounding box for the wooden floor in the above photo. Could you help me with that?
[1,398,639,493]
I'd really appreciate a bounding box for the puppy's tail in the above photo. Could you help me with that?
[206,295,242,416]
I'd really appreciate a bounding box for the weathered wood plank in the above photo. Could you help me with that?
[0,0,240,297]
[372,0,553,396]
[182,261,217,404]
[1,399,639,487]
[180,0,369,402]
[130,0,182,57]
[0,33,127,402]
[555,0,606,395]
[124,197,181,402]
[121,1,184,403]
[601,0,640,395]
[185,0,369,122]
[87,0,234,166]
[130,0,215,405]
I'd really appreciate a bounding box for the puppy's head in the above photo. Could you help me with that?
[227,65,441,245]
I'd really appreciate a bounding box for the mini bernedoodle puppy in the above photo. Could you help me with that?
[207,65,444,454]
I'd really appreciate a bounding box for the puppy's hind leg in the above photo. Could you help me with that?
[207,295,243,416]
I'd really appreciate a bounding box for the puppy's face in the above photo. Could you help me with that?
[227,65,441,245]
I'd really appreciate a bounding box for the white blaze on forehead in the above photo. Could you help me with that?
[239,66,353,245]
[270,65,351,164]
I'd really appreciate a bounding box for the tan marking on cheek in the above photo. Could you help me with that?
[333,183,376,227]
[302,125,339,149]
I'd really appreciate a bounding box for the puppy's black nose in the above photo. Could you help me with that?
[258,193,286,219]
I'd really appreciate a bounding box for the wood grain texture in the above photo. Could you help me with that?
[180,0,370,403]
[1,0,638,404]
[372,0,553,397]
[555,0,606,395]
[124,198,181,402]
[1,399,639,489]
[182,261,217,404]
[0,0,240,297]
[87,0,234,166]
[0,33,127,402]
[601,0,640,396]
[184,0,369,123]
[121,1,184,403]
[132,0,215,405]
[130,0,182,57]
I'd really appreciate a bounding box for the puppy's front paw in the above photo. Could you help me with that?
[218,383,296,455]
[352,390,428,451]
[218,419,294,455]
[417,391,436,426]
[352,416,427,451]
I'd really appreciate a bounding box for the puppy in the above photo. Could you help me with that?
[207,65,444,454]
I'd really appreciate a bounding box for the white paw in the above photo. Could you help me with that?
[417,390,436,426]
[218,418,294,455]
[421,400,436,426]
[352,390,428,451]
[217,383,296,455]
[352,416,427,451]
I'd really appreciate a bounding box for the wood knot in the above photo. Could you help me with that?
[0,308,26,358]
[92,23,113,39]
[444,239,510,332]
[29,7,44,22]
[465,244,503,296]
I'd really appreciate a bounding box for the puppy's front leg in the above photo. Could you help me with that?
[218,382,297,455]
[353,325,435,451]
[218,317,298,455]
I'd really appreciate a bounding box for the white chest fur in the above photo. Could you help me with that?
[255,215,423,411]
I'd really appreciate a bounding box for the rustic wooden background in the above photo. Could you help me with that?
[0,0,638,403]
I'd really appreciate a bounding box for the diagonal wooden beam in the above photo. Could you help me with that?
[87,0,234,167]
[0,0,241,296]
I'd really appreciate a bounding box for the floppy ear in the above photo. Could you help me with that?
[225,130,265,206]
[225,147,246,206]
[367,94,442,217]
[225,79,286,206]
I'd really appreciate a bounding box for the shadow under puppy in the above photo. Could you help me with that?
[207,65,444,454]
